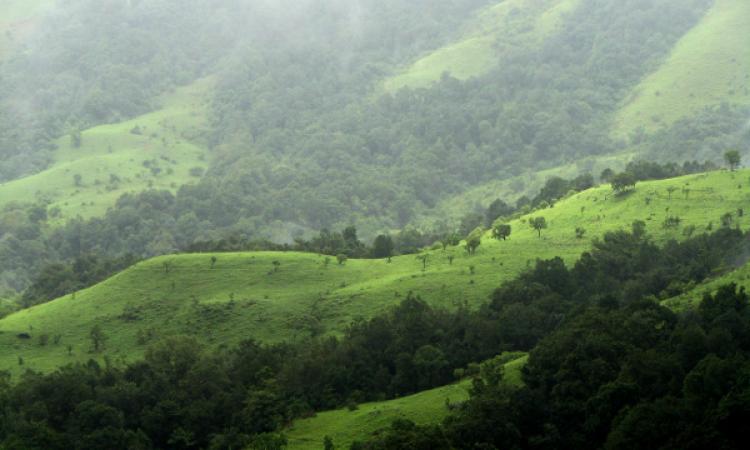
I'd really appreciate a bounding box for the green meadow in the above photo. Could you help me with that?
[285,354,528,450]
[0,169,747,377]
[614,0,750,136]
[0,78,213,222]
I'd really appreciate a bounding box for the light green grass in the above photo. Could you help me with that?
[1,169,747,377]
[285,354,528,450]
[614,0,750,136]
[383,0,581,92]
[0,77,213,222]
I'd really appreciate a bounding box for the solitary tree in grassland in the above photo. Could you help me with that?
[725,150,741,171]
[210,256,217,269]
[89,325,107,353]
[666,186,677,200]
[530,217,547,238]
[70,129,82,148]
[337,254,348,265]
[417,254,428,270]
[492,224,512,241]
[600,167,615,183]
[464,228,483,254]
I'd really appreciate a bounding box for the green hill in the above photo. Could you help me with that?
[1,169,747,376]
[383,0,581,92]
[0,78,212,221]
[285,354,528,450]
[614,0,750,136]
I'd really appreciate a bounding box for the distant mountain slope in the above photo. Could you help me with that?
[614,0,750,137]
[383,0,582,91]
[0,78,212,221]
[1,169,746,376]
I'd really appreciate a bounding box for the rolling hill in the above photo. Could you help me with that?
[1,169,747,377]
[614,0,750,136]
[0,78,212,222]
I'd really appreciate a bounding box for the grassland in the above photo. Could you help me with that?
[383,0,581,92]
[0,78,213,222]
[614,0,750,136]
[1,169,748,377]
[285,354,528,450]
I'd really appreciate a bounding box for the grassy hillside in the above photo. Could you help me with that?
[614,0,750,136]
[0,78,212,222]
[663,259,750,311]
[383,0,581,92]
[285,354,528,450]
[418,152,632,227]
[1,169,747,376]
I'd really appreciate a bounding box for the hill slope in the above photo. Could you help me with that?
[1,169,747,376]
[614,0,750,136]
[285,354,528,450]
[383,0,581,92]
[0,78,212,221]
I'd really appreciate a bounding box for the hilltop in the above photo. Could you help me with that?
[1,169,747,376]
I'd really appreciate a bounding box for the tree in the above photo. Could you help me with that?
[210,256,217,268]
[486,199,514,225]
[666,186,677,200]
[725,150,741,171]
[600,168,615,183]
[492,224,512,241]
[371,235,394,259]
[440,232,461,250]
[464,228,483,254]
[575,227,586,239]
[611,172,636,195]
[73,173,83,187]
[70,129,82,148]
[89,325,107,353]
[417,254,428,270]
[530,217,547,238]
[337,254,348,265]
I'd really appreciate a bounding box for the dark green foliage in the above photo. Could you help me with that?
[611,172,637,195]
[492,224,512,241]
[725,150,741,171]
